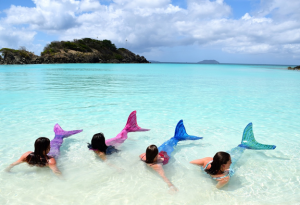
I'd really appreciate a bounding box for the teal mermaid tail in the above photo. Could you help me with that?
[158,120,202,164]
[229,123,276,170]
[238,123,276,150]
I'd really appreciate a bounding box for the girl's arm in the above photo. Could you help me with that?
[151,164,177,191]
[97,152,107,161]
[48,158,62,176]
[216,176,230,189]
[5,151,31,172]
[190,157,212,168]
[96,151,123,171]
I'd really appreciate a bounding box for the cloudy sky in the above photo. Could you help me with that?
[0,0,299,65]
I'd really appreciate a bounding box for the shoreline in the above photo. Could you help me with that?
[0,62,296,68]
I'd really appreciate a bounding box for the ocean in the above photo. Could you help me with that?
[0,63,299,204]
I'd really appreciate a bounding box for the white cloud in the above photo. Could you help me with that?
[0,25,39,52]
[254,0,300,21]
[79,0,102,12]
[113,0,171,9]
[4,0,79,30]
[0,0,300,60]
[223,44,276,54]
[187,0,231,19]
[241,13,272,23]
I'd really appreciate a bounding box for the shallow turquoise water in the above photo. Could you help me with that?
[0,63,299,204]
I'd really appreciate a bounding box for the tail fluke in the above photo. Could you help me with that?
[173,120,202,141]
[105,111,149,146]
[49,124,83,158]
[238,123,276,150]
[158,120,202,158]
[124,110,150,132]
[54,123,83,138]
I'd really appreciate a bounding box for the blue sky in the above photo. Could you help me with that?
[0,0,299,65]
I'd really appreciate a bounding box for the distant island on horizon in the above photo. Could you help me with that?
[148,60,298,69]
[0,38,149,65]
[149,60,220,64]
[198,60,219,64]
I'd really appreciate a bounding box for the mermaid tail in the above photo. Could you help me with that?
[49,124,83,158]
[158,120,202,164]
[229,123,276,170]
[238,123,276,150]
[105,111,150,146]
[124,111,150,132]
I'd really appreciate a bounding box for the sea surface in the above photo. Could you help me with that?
[0,63,299,205]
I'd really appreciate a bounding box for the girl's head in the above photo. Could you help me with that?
[88,133,108,153]
[26,137,51,167]
[34,137,50,155]
[205,151,231,175]
[145,145,158,163]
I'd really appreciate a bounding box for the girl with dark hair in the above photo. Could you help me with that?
[88,133,119,161]
[6,137,61,175]
[6,124,82,175]
[140,120,202,190]
[140,144,176,189]
[190,152,232,189]
[190,123,276,189]
[88,111,149,161]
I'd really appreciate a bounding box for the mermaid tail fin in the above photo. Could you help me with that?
[49,124,83,158]
[158,120,202,158]
[105,111,149,146]
[54,123,83,138]
[238,123,276,150]
[124,110,150,132]
[174,120,202,141]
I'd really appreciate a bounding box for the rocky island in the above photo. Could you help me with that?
[198,60,219,64]
[288,66,300,70]
[0,38,149,64]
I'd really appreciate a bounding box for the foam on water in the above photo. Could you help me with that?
[0,63,300,204]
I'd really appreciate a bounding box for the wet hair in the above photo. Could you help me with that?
[205,151,230,175]
[87,133,108,153]
[25,137,52,167]
[145,145,158,164]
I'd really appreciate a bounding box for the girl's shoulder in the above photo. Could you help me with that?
[139,153,146,161]
[20,151,33,160]
[203,157,213,165]
[190,157,213,168]
[48,157,57,166]
[93,149,105,155]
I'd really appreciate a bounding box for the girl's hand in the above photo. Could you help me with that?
[156,155,164,163]
[169,185,178,194]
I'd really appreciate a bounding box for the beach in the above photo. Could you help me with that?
[0,63,299,204]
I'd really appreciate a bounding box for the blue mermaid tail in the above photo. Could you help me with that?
[228,123,276,173]
[48,124,83,158]
[158,120,202,164]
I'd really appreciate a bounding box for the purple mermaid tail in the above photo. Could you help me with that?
[105,111,150,146]
[49,124,83,158]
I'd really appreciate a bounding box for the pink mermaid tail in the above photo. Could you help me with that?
[49,124,83,158]
[105,111,150,146]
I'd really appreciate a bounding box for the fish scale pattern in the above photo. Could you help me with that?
[49,124,83,158]
[238,123,276,150]
[105,110,150,146]
[158,120,202,164]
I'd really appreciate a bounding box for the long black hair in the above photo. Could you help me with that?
[25,137,52,167]
[205,151,230,175]
[87,133,108,153]
[145,145,158,164]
